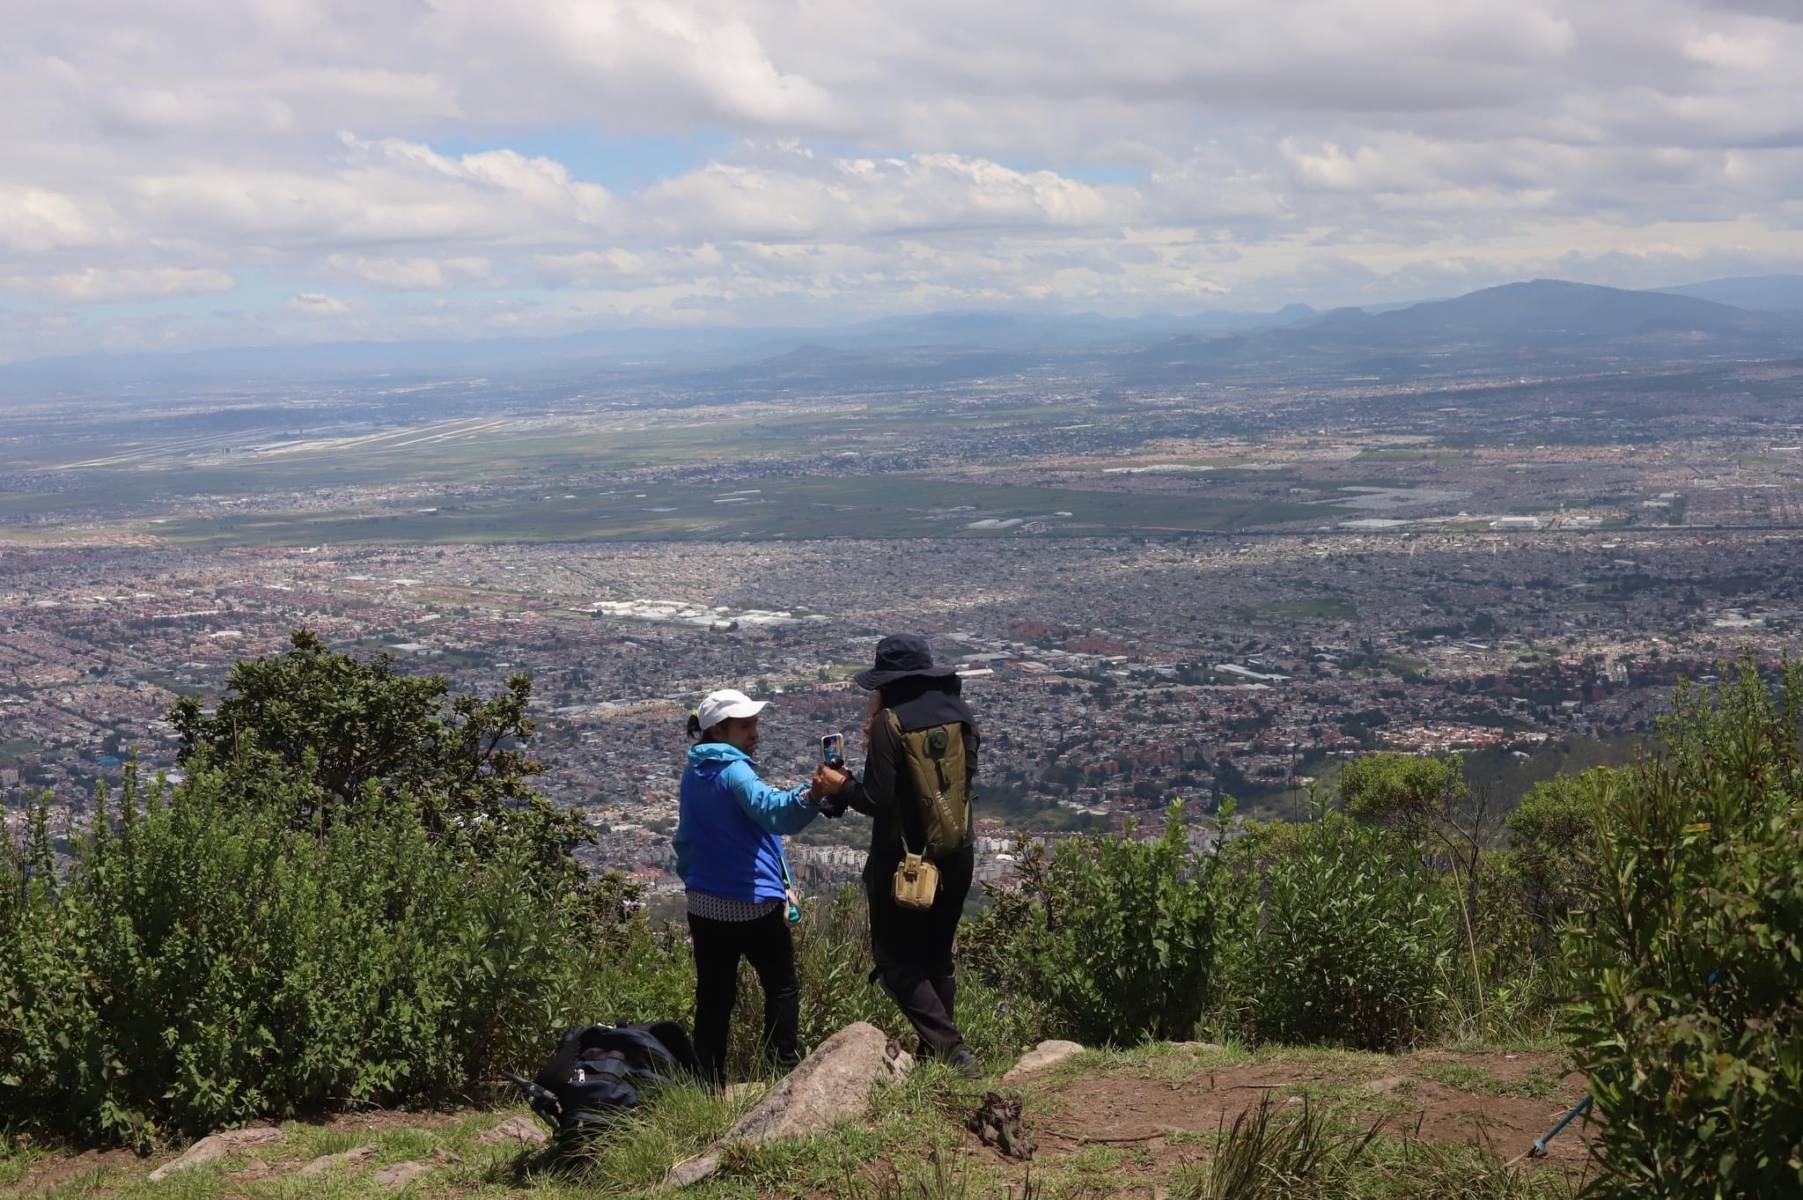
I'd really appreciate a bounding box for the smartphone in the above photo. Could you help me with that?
[820,733,845,766]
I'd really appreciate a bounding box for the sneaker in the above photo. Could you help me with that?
[948,1046,982,1079]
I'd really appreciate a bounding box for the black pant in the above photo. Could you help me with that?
[864,844,974,1059]
[688,909,801,1086]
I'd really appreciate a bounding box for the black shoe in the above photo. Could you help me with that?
[948,1046,982,1079]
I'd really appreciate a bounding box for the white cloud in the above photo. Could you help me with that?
[288,291,353,315]
[322,254,492,290]
[0,186,107,253]
[17,267,234,304]
[2,0,1803,357]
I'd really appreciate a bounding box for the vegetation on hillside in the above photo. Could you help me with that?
[1,634,1796,1198]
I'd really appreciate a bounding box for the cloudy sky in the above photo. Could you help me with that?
[4,0,1803,361]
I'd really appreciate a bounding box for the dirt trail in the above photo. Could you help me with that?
[1,1109,473,1199]
[1007,1049,1592,1173]
[3,1049,1593,1198]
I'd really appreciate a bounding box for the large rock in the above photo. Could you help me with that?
[146,1127,282,1182]
[1001,1040,1085,1085]
[667,1022,905,1187]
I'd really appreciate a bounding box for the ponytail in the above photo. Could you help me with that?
[686,711,703,741]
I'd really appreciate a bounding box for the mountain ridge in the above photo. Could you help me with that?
[5,278,1799,396]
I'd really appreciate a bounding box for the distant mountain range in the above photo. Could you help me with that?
[4,276,1801,398]
[1659,274,1803,312]
[1119,278,1799,382]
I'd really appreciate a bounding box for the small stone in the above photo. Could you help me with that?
[1001,1040,1085,1085]
[372,1160,433,1187]
[295,1146,375,1178]
[147,1127,283,1182]
[476,1116,548,1148]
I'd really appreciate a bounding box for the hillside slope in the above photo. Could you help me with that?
[3,1042,1590,1199]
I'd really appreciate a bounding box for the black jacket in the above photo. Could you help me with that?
[838,681,979,871]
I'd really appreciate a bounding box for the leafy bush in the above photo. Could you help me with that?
[1503,774,1599,947]
[962,802,1215,1046]
[1563,659,1803,1197]
[1340,753,1467,836]
[169,629,591,881]
[0,762,689,1146]
[1217,815,1452,1050]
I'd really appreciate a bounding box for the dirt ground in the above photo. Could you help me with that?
[985,1048,1592,1178]
[4,1049,1595,1198]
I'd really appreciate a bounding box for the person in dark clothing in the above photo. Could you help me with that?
[816,634,982,1077]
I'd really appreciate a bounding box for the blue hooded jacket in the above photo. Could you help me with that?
[673,743,818,903]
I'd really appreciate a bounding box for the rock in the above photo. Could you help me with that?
[476,1116,548,1148]
[1001,1040,1085,1085]
[371,1160,433,1188]
[295,1145,376,1178]
[146,1127,283,1182]
[666,1022,895,1187]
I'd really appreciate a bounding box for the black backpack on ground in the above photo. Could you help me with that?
[509,1021,700,1153]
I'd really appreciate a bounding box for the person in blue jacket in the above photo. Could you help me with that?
[674,688,824,1085]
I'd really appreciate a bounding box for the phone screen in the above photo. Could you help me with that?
[820,733,845,765]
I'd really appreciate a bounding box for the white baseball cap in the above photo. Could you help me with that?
[695,688,768,733]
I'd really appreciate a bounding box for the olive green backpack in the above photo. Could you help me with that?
[887,712,970,858]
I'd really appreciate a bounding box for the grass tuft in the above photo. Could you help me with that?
[1175,1095,1378,1200]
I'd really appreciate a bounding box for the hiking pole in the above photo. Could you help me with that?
[1526,1095,1591,1160]
[1511,970,1722,1166]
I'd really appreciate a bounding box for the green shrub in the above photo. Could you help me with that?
[1340,753,1467,836]
[1563,659,1803,1197]
[1217,815,1452,1050]
[168,629,591,883]
[0,762,688,1146]
[962,802,1215,1046]
[1504,774,1599,947]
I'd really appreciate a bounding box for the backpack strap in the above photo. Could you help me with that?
[886,709,923,858]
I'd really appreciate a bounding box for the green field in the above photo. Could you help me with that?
[156,475,1326,546]
[0,402,1100,524]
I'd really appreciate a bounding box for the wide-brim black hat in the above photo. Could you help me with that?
[852,633,957,690]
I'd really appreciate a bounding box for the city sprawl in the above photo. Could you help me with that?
[4,332,1802,897]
